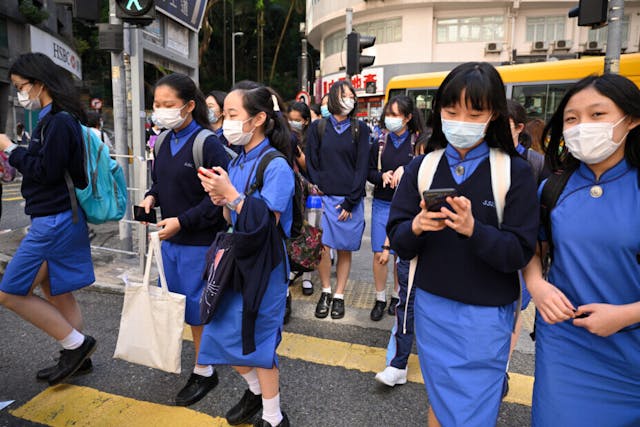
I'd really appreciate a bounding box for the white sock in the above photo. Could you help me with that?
[261,394,283,426]
[286,287,290,297]
[376,291,387,302]
[59,329,84,350]
[241,369,262,395]
[193,365,214,377]
[322,287,332,294]
[391,290,399,299]
[288,271,297,281]
[302,272,311,280]
[333,293,344,300]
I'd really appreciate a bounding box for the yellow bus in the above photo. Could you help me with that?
[385,54,640,123]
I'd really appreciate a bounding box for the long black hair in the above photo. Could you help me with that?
[428,62,516,156]
[381,95,427,136]
[327,80,357,118]
[231,81,292,161]
[207,90,227,111]
[507,99,532,148]
[9,52,87,123]
[543,73,640,172]
[154,73,209,128]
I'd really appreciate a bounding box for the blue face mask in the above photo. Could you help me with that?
[441,119,489,149]
[320,105,330,118]
[385,117,404,133]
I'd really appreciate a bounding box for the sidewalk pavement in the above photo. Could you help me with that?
[0,195,536,350]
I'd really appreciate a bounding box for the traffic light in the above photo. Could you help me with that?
[346,31,375,77]
[568,0,608,27]
[116,0,155,26]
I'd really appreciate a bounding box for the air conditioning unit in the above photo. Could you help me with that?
[554,40,572,50]
[485,42,503,54]
[531,41,549,51]
[585,40,604,51]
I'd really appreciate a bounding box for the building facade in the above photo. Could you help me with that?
[0,0,80,136]
[306,0,640,116]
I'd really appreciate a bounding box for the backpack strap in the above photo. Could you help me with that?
[489,148,511,227]
[191,128,212,170]
[317,117,327,142]
[540,167,576,267]
[153,130,171,158]
[404,148,445,333]
[245,150,286,196]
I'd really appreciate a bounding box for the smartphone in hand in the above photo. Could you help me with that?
[422,188,457,213]
[133,205,157,223]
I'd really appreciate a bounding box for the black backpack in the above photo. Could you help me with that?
[245,150,304,239]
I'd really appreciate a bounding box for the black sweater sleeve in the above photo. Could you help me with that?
[304,120,322,188]
[341,121,370,212]
[367,139,384,186]
[177,136,229,231]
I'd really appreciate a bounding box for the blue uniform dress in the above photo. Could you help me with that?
[198,139,294,368]
[384,258,415,369]
[532,160,640,427]
[1,105,94,295]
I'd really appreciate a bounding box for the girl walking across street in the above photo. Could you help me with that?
[367,95,426,322]
[305,81,370,319]
[522,74,640,426]
[140,73,229,406]
[0,52,96,385]
[387,62,538,426]
[198,83,294,427]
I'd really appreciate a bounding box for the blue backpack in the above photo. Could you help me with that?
[51,122,126,224]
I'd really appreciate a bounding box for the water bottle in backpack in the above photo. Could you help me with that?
[306,195,323,228]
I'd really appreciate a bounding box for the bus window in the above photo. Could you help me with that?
[512,84,570,121]
[407,89,436,126]
[387,88,406,100]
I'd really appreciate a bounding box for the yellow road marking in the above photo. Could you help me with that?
[2,197,23,201]
[11,385,235,427]
[183,328,533,406]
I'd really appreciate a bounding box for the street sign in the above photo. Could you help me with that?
[155,0,209,32]
[296,91,310,105]
[91,98,103,110]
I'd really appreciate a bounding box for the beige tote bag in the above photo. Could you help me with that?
[113,232,186,374]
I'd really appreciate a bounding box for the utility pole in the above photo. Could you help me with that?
[109,0,132,252]
[604,0,624,73]
[300,38,309,93]
[346,8,353,36]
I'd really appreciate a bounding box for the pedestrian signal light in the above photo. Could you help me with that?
[346,32,376,77]
[568,0,608,28]
[116,0,155,26]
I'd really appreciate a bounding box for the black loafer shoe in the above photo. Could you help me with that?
[330,298,345,319]
[48,335,97,386]
[388,297,400,316]
[284,294,292,325]
[370,300,386,321]
[502,372,510,399]
[226,389,263,425]
[37,357,93,382]
[315,292,332,318]
[301,280,314,296]
[254,412,290,427]
[175,371,219,406]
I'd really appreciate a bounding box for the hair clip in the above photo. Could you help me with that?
[271,94,280,112]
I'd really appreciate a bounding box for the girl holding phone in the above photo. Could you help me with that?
[387,62,538,426]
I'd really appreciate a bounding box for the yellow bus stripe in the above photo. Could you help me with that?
[11,385,230,427]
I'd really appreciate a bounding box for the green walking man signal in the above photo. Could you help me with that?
[126,0,143,12]
[116,0,155,25]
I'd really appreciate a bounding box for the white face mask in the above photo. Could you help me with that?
[289,120,304,132]
[208,108,219,124]
[563,116,628,165]
[17,85,42,110]
[385,117,404,133]
[153,104,188,129]
[223,118,254,146]
[442,118,489,149]
[340,97,355,115]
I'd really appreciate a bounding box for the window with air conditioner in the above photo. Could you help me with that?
[526,16,565,43]
[485,42,502,53]
[554,40,571,50]
[531,41,549,51]
[588,15,629,49]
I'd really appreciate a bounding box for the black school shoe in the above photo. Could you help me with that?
[370,300,386,321]
[47,335,97,386]
[284,294,292,325]
[175,371,219,406]
[502,372,510,399]
[37,357,93,381]
[330,298,345,319]
[226,389,263,425]
[388,297,400,316]
[254,412,290,427]
[315,292,332,318]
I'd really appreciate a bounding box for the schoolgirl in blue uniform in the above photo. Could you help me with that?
[522,74,640,427]
[0,53,96,386]
[305,81,370,320]
[367,95,426,322]
[387,62,538,427]
[140,73,229,407]
[198,83,294,427]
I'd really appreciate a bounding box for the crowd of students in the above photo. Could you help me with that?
[0,51,638,427]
